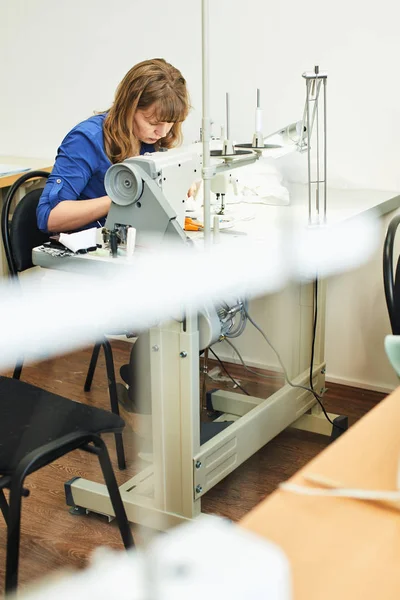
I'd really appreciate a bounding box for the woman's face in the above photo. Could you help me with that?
[133,106,174,144]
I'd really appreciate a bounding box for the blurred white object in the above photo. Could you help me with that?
[292,212,379,279]
[148,518,291,600]
[0,211,380,372]
[18,519,291,600]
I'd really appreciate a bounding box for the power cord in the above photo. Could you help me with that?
[310,278,318,392]
[221,337,284,380]
[308,279,346,432]
[208,347,251,396]
[243,304,346,431]
[218,299,248,339]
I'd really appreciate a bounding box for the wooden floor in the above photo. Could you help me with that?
[0,340,386,592]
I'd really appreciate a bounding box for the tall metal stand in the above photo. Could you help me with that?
[301,66,328,225]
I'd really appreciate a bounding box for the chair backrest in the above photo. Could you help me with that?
[383,214,400,334]
[1,171,50,276]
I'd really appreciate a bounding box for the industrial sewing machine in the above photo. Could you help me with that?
[100,144,249,350]
[103,145,200,249]
[60,135,334,531]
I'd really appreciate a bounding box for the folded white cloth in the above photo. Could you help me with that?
[235,159,290,206]
[59,227,97,253]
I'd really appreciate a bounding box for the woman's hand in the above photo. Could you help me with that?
[187,181,200,198]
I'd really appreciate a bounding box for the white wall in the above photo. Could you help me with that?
[325,211,400,392]
[3,0,400,191]
[1,0,400,390]
[0,0,203,158]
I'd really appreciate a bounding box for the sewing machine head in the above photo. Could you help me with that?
[104,146,202,248]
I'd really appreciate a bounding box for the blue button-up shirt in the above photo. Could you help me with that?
[37,113,154,232]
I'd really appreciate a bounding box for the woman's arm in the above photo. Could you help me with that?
[47,196,111,232]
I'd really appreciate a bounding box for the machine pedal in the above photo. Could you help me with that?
[330,415,349,442]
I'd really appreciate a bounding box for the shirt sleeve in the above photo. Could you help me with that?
[36,128,99,232]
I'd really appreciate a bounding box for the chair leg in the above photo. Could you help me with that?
[102,339,126,471]
[5,480,24,594]
[93,437,134,550]
[12,363,23,380]
[84,343,102,392]
[0,488,9,524]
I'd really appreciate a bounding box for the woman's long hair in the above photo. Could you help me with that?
[103,58,190,163]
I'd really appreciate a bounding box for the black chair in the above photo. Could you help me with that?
[383,214,400,334]
[0,375,134,594]
[84,340,125,427]
[1,171,50,380]
[1,171,126,470]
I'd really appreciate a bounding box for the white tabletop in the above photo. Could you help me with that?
[32,185,400,272]
[289,183,400,222]
[186,184,400,245]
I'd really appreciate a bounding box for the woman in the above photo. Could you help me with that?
[37,58,190,233]
[37,58,191,423]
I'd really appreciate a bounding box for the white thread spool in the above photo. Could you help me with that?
[255,108,262,133]
[252,89,263,148]
[96,227,104,248]
[126,227,136,257]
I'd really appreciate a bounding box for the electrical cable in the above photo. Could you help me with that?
[228,303,247,338]
[308,279,346,432]
[221,337,284,380]
[208,347,251,396]
[309,278,318,391]
[226,312,247,338]
[243,304,346,431]
[218,299,248,339]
